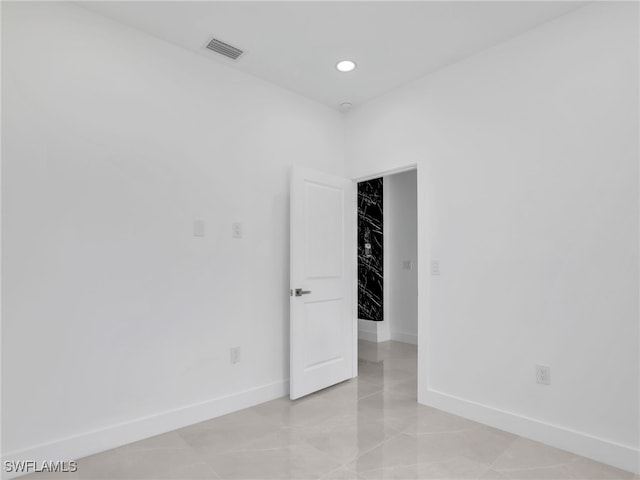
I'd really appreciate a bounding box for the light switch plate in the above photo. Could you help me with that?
[193,220,205,237]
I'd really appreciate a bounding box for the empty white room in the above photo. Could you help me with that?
[2,1,639,479]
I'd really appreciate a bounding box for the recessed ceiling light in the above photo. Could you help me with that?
[336,60,356,72]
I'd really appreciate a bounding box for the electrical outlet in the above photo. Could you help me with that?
[230,347,241,364]
[232,222,243,239]
[431,261,440,276]
[536,365,550,385]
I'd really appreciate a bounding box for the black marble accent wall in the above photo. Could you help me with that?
[358,178,383,322]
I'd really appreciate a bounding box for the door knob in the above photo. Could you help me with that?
[294,288,311,297]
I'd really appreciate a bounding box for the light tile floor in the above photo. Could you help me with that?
[27,340,638,479]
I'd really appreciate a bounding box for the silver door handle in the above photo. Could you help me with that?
[294,288,311,297]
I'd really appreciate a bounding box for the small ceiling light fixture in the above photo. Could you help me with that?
[340,102,353,111]
[336,60,357,72]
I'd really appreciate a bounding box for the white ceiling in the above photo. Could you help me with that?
[81,1,585,110]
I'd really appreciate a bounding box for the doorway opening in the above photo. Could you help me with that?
[356,168,418,398]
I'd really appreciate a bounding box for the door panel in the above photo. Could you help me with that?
[290,166,354,400]
[304,182,343,279]
[304,299,343,369]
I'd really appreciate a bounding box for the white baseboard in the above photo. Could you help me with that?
[358,330,378,343]
[377,328,391,343]
[1,380,289,479]
[423,388,640,475]
[390,330,418,345]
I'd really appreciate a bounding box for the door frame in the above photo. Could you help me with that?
[351,163,427,404]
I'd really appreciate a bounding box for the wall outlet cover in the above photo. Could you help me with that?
[232,222,243,239]
[230,347,241,364]
[536,365,550,385]
[431,261,440,275]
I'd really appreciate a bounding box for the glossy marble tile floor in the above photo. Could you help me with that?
[28,340,637,480]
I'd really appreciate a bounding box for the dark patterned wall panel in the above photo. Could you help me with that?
[358,178,383,321]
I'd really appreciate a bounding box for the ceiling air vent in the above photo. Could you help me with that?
[205,37,243,60]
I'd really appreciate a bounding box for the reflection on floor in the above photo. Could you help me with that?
[27,340,636,479]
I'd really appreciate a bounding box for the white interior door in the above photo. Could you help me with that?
[290,166,355,400]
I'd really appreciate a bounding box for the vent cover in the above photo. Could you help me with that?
[205,38,243,60]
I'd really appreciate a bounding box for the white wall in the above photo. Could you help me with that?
[347,2,639,474]
[385,170,418,345]
[1,1,344,467]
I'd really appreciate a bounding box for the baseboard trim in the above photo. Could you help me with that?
[358,330,378,343]
[1,380,289,479]
[390,330,418,345]
[423,388,640,475]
